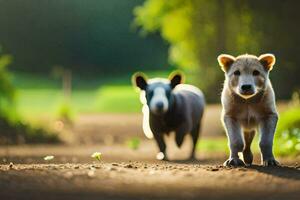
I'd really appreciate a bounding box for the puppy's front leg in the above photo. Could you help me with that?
[153,132,167,160]
[223,116,245,166]
[259,114,279,166]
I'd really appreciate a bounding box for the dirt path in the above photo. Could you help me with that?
[0,143,299,200]
[0,103,298,200]
[70,104,224,144]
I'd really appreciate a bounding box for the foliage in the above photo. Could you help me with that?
[196,137,229,153]
[0,52,60,144]
[91,152,102,161]
[0,53,17,121]
[134,0,260,101]
[275,104,300,156]
[134,0,300,101]
[15,71,173,117]
[56,100,75,124]
[126,137,141,150]
[0,118,59,144]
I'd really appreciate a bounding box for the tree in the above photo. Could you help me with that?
[0,50,16,120]
[134,0,300,101]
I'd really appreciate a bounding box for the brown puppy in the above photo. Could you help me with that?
[218,54,279,167]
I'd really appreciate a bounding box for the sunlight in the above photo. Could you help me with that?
[140,91,154,139]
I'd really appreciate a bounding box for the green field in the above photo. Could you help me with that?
[12,71,173,119]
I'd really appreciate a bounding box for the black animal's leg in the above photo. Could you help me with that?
[175,124,189,148]
[243,130,255,166]
[190,123,200,160]
[175,133,185,148]
[153,133,167,160]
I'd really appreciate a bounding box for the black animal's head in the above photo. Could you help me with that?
[132,71,184,115]
[218,53,276,99]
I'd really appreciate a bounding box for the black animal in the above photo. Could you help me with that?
[132,72,205,160]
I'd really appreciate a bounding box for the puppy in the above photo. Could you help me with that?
[218,53,279,166]
[132,72,205,160]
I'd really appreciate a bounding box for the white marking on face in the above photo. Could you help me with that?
[235,87,257,99]
[239,93,256,99]
[149,87,169,114]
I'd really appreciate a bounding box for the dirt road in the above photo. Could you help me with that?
[0,103,298,200]
[0,143,299,200]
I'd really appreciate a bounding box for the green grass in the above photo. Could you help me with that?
[274,106,300,156]
[197,137,228,153]
[126,137,141,150]
[197,137,261,154]
[12,71,174,119]
[197,133,299,157]
[16,85,142,119]
[94,86,142,113]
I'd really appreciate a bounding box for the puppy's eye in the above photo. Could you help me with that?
[166,91,171,98]
[253,70,260,76]
[147,91,153,98]
[233,70,240,76]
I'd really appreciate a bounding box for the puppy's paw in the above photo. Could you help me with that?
[156,152,168,161]
[223,158,245,167]
[262,158,280,167]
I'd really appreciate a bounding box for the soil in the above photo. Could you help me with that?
[0,104,299,200]
[0,143,299,200]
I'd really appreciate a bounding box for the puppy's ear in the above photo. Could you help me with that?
[259,53,276,71]
[132,72,147,90]
[217,54,236,72]
[169,71,184,89]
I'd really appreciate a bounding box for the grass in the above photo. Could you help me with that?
[274,105,300,156]
[12,71,173,119]
[197,134,299,157]
[197,137,228,153]
[11,72,300,156]
[126,137,141,150]
[16,85,142,119]
[94,86,142,113]
[197,137,261,154]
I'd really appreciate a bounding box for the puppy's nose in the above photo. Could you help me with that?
[156,102,164,111]
[241,84,253,92]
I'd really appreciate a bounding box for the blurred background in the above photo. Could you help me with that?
[0,0,299,158]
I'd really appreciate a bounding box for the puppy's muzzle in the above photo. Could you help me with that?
[240,84,255,96]
[155,102,164,112]
[151,101,167,115]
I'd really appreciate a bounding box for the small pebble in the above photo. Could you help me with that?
[106,166,117,171]
[44,156,54,161]
[9,162,14,169]
[88,170,95,177]
[125,164,133,168]
[64,171,73,179]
